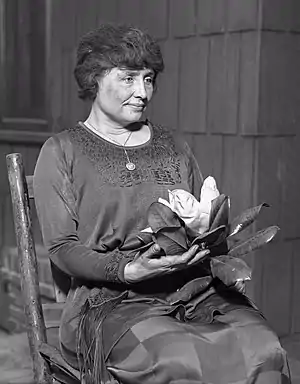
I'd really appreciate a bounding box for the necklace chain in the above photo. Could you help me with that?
[85,121,136,171]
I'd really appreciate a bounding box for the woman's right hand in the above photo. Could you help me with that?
[124,243,210,283]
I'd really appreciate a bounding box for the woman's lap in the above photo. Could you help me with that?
[106,307,290,384]
[59,288,290,383]
[213,309,289,382]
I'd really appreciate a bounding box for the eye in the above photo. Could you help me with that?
[144,76,154,86]
[123,76,134,84]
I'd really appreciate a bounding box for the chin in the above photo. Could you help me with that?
[124,113,143,124]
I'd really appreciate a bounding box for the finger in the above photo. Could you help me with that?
[187,249,210,265]
[163,245,200,267]
[142,243,162,259]
[180,244,201,263]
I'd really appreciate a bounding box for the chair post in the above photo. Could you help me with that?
[6,153,52,384]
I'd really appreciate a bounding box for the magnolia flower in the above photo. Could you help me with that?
[158,176,220,234]
[140,175,278,285]
[198,175,220,226]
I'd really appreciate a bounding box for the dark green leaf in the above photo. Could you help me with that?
[148,202,182,232]
[228,203,270,238]
[209,194,230,231]
[228,225,280,258]
[154,234,184,255]
[136,232,153,244]
[167,276,213,304]
[209,240,229,257]
[210,256,252,285]
[157,226,188,249]
[154,227,188,255]
[192,225,227,248]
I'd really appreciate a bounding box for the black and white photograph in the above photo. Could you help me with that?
[0,1,300,383]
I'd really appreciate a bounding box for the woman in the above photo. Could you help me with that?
[34,23,290,383]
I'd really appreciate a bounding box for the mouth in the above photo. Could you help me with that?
[128,104,146,111]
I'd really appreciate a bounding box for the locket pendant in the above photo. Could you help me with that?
[126,162,136,171]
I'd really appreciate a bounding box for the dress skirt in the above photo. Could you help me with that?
[100,293,290,383]
[104,307,288,384]
[61,282,291,384]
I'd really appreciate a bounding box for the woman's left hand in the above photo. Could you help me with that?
[124,244,210,283]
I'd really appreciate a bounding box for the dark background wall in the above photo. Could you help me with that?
[0,0,300,337]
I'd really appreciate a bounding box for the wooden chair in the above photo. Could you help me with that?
[6,153,82,384]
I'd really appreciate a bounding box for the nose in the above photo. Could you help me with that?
[134,78,147,99]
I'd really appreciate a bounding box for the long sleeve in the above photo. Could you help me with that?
[33,136,133,283]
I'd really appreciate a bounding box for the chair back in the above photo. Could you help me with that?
[6,153,52,383]
[5,152,72,383]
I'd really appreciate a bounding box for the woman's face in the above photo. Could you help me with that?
[94,67,155,126]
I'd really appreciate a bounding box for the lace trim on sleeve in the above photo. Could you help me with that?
[104,249,134,283]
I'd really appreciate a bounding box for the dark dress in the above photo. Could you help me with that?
[33,122,290,384]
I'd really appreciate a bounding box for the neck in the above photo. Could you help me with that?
[86,106,141,136]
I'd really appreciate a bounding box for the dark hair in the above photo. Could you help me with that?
[74,23,164,101]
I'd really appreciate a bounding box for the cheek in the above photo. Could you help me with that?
[108,84,132,104]
[147,87,154,101]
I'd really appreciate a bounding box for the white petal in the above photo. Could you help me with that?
[158,197,173,211]
[141,227,153,233]
[200,176,220,204]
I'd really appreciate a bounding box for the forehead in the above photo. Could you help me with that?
[111,67,155,77]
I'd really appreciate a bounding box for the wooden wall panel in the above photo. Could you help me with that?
[223,33,240,135]
[262,0,300,32]
[3,0,17,116]
[61,50,73,129]
[221,136,254,218]
[3,0,46,119]
[279,136,300,240]
[0,197,4,249]
[291,239,300,333]
[16,0,31,114]
[70,62,88,126]
[256,137,282,230]
[207,35,225,133]
[261,240,293,336]
[246,251,262,305]
[0,143,12,250]
[207,34,240,134]
[140,0,168,40]
[189,134,223,186]
[3,193,15,247]
[118,0,142,29]
[227,0,259,31]
[22,145,39,174]
[0,143,11,195]
[178,37,209,133]
[96,0,119,25]
[239,32,259,135]
[58,0,77,52]
[76,0,99,37]
[150,39,180,130]
[197,0,259,34]
[197,0,226,34]
[49,0,62,49]
[258,32,300,135]
[169,0,196,37]
[49,44,63,131]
